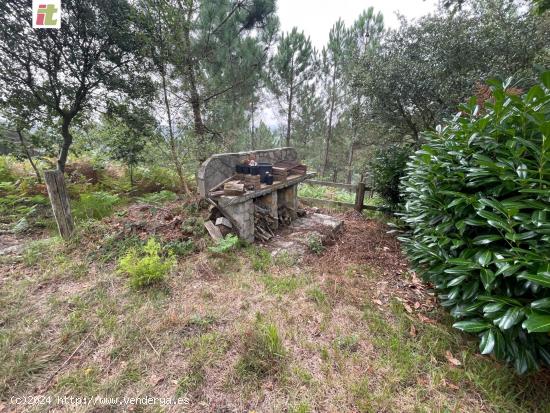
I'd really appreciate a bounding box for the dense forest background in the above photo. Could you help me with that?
[0,0,548,190]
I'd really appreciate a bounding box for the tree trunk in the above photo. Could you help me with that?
[286,86,293,147]
[154,2,191,197]
[346,140,355,184]
[182,0,206,155]
[321,70,337,177]
[44,170,74,240]
[16,130,41,182]
[161,69,191,195]
[57,117,73,172]
[129,164,134,187]
[250,99,256,149]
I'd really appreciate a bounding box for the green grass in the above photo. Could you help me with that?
[236,316,286,380]
[261,274,303,295]
[247,246,272,272]
[307,286,329,308]
[178,332,230,396]
[298,183,355,203]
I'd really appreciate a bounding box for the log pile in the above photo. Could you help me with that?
[291,164,307,175]
[254,204,277,241]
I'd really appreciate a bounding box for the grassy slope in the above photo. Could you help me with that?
[1,208,549,413]
[1,158,549,413]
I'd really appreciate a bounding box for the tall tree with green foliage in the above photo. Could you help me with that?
[145,0,278,160]
[0,0,153,173]
[0,0,153,237]
[319,19,349,178]
[268,27,316,147]
[343,8,384,183]
[358,0,549,142]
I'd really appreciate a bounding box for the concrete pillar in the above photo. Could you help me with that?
[256,192,278,229]
[278,185,298,219]
[218,198,255,243]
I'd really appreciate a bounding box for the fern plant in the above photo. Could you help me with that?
[208,234,240,253]
[118,238,176,288]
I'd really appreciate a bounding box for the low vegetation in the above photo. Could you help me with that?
[236,315,287,379]
[118,238,176,288]
[400,74,550,373]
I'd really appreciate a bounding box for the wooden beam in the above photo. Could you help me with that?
[299,196,391,213]
[354,181,366,212]
[44,170,74,240]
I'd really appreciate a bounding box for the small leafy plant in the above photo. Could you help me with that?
[118,238,175,288]
[137,190,177,204]
[307,233,325,255]
[399,73,550,373]
[208,234,240,253]
[163,239,195,257]
[73,191,120,221]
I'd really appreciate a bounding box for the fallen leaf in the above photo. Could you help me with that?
[409,324,417,337]
[418,314,437,325]
[414,301,421,309]
[445,350,462,366]
[373,299,383,306]
[149,374,164,386]
[416,375,429,386]
[403,302,413,313]
[443,379,460,390]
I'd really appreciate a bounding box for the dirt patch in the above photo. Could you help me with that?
[102,199,207,243]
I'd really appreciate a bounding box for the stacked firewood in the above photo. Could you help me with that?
[291,164,307,175]
[254,204,277,241]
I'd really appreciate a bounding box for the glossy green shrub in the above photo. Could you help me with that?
[399,73,550,373]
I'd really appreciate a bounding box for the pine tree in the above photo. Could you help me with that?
[320,19,349,178]
[268,28,316,147]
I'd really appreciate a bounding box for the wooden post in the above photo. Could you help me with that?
[354,181,366,212]
[44,170,75,240]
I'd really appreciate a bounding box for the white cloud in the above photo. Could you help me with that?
[276,0,439,50]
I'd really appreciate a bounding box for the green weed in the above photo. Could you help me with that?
[248,246,271,272]
[236,316,286,379]
[306,233,324,255]
[118,238,175,288]
[209,234,240,253]
[137,190,177,204]
[72,191,120,221]
[262,274,301,295]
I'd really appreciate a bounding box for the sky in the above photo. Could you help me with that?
[277,0,439,50]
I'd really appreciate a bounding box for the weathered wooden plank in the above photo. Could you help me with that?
[44,170,74,240]
[354,182,366,212]
[299,196,391,213]
[204,220,223,240]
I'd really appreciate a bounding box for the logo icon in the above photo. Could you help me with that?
[32,0,61,29]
